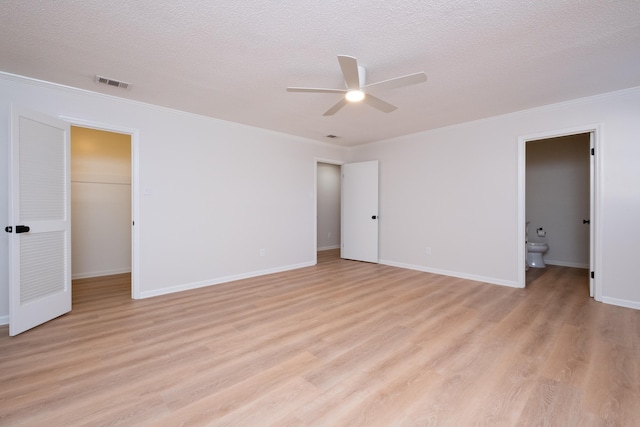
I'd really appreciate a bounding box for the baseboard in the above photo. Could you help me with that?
[0,315,8,326]
[317,245,340,251]
[138,261,315,299]
[544,259,589,269]
[602,296,640,310]
[72,268,132,280]
[379,259,522,288]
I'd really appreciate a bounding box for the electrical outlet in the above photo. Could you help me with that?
[260,248,266,257]
[425,247,432,255]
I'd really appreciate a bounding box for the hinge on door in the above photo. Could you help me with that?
[591,271,595,279]
[591,148,595,155]
[4,226,12,233]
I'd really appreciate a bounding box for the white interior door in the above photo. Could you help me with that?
[589,132,595,298]
[8,106,71,336]
[341,160,379,263]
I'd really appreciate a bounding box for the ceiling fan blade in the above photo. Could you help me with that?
[337,55,361,90]
[323,98,349,116]
[363,72,427,91]
[363,94,397,113]
[287,87,347,94]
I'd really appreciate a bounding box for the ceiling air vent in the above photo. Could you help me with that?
[95,75,131,89]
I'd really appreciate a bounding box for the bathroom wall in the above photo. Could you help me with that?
[317,162,341,250]
[526,133,590,268]
[71,126,132,279]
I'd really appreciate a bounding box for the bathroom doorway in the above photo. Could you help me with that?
[526,133,590,267]
[519,126,599,299]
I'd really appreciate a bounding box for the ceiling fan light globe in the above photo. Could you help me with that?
[345,90,365,102]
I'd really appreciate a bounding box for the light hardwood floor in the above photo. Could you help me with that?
[1,249,638,426]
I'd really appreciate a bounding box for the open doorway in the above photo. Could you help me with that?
[525,133,590,292]
[316,161,342,262]
[526,133,590,269]
[518,125,600,299]
[70,126,132,294]
[314,159,342,263]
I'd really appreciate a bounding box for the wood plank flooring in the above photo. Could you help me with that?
[1,249,639,426]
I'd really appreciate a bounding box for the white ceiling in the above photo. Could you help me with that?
[2,1,640,147]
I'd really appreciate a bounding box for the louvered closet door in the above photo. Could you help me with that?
[8,107,71,336]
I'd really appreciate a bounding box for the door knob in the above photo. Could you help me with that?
[371,215,378,220]
[583,219,590,224]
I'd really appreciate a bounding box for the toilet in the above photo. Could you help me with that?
[526,242,549,268]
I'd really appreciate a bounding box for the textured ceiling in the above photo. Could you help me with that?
[2,1,640,146]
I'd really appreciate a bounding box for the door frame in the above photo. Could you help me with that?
[517,124,602,301]
[60,116,141,299]
[314,158,344,265]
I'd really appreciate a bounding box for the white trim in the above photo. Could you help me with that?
[131,125,141,299]
[591,130,603,302]
[379,259,522,288]
[544,260,589,269]
[72,268,132,280]
[517,135,527,288]
[316,157,346,165]
[59,116,142,300]
[317,245,340,251]
[0,315,8,326]
[138,261,315,299]
[601,297,640,311]
[589,131,595,298]
[518,124,601,143]
[518,124,602,302]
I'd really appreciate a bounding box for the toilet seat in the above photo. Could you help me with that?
[527,242,548,250]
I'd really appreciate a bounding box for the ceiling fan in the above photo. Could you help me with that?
[287,55,427,116]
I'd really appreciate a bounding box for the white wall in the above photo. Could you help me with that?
[2,74,639,325]
[526,134,590,268]
[0,74,348,321]
[71,126,132,279]
[348,87,640,309]
[317,162,341,250]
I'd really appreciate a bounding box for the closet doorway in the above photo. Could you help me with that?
[316,161,342,261]
[70,126,132,291]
